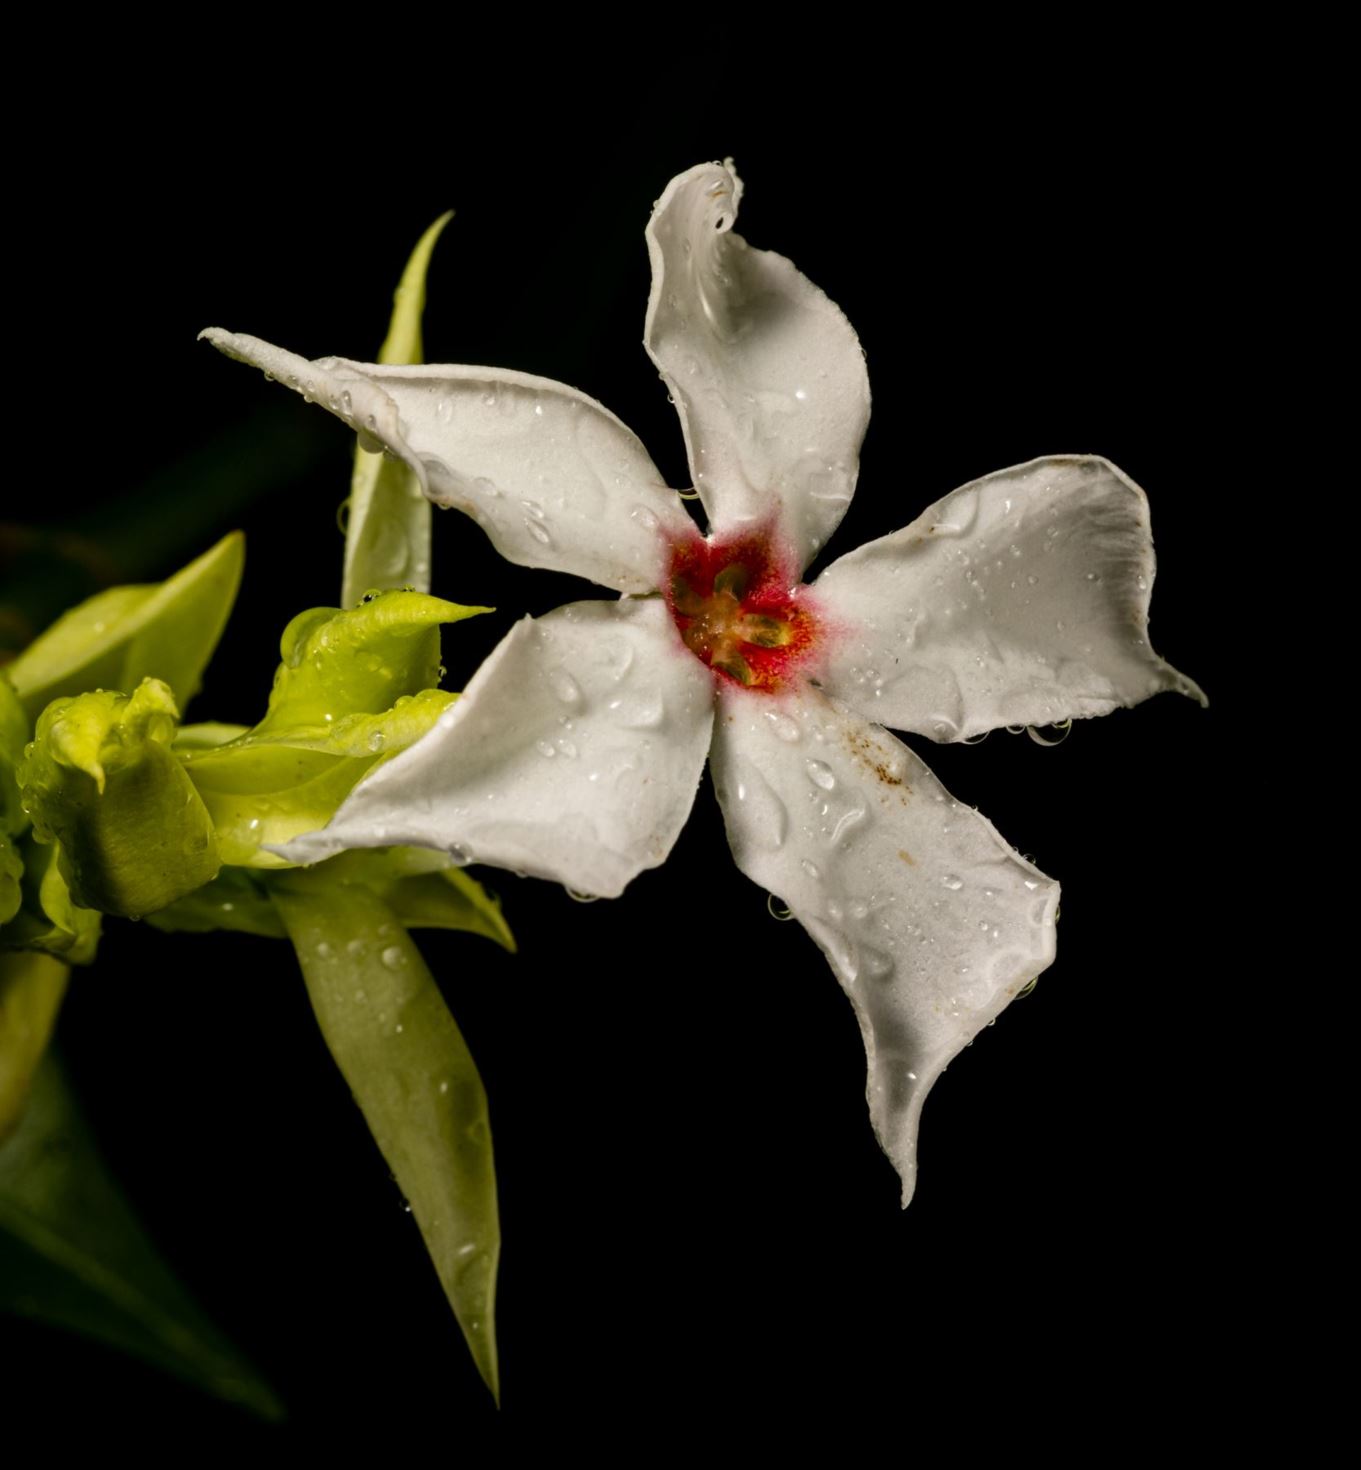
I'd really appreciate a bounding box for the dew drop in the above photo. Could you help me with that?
[767,893,795,921]
[764,710,801,743]
[941,874,964,891]
[608,688,665,729]
[316,941,334,960]
[381,946,404,969]
[367,730,386,753]
[548,669,583,705]
[806,759,836,791]
[1027,720,1072,747]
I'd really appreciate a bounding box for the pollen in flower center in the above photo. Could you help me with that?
[664,525,821,691]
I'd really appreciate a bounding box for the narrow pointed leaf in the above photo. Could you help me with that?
[342,212,453,609]
[0,1052,283,1419]
[0,951,68,1141]
[6,533,244,722]
[259,589,483,731]
[313,848,515,951]
[273,877,500,1400]
[177,590,480,867]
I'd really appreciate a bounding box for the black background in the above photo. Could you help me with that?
[4,61,1256,1448]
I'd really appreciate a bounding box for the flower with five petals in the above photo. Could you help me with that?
[203,161,1202,1204]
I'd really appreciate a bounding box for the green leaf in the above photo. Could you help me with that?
[182,688,454,868]
[19,681,218,917]
[0,1052,283,1420]
[173,722,250,753]
[179,590,484,868]
[0,674,28,837]
[0,951,68,1141]
[6,533,245,723]
[341,212,452,610]
[262,589,483,731]
[0,835,21,929]
[318,848,514,952]
[1,837,101,964]
[146,868,287,940]
[273,876,500,1401]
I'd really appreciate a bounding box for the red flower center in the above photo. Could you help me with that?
[664,525,822,692]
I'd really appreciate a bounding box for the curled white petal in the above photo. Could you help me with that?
[709,686,1058,1205]
[274,598,714,899]
[815,455,1206,741]
[201,329,690,594]
[644,162,871,570]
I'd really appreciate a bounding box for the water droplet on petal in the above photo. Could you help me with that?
[806,759,836,791]
[548,669,583,706]
[941,874,964,891]
[764,710,801,743]
[381,946,404,970]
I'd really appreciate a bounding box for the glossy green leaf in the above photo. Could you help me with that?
[0,951,67,1141]
[6,533,244,722]
[19,681,218,917]
[0,1052,283,1420]
[341,212,452,609]
[1,837,101,964]
[0,674,28,837]
[273,876,500,1401]
[182,688,454,868]
[260,589,484,730]
[173,722,250,752]
[319,848,514,951]
[146,868,286,940]
[178,590,482,868]
[0,835,21,929]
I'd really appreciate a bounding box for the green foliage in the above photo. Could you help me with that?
[5,532,244,723]
[2,839,101,965]
[273,874,501,1401]
[341,211,452,608]
[179,590,484,867]
[0,951,68,1140]
[0,1053,282,1419]
[19,680,219,918]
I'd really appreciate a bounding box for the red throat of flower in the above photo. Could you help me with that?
[664,523,822,692]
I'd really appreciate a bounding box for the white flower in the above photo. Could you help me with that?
[202,161,1202,1205]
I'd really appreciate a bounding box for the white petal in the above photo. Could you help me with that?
[643,163,871,570]
[275,598,715,899]
[814,455,1206,740]
[709,686,1058,1205]
[201,329,690,594]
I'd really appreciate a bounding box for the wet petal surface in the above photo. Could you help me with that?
[202,331,690,594]
[644,162,870,570]
[709,686,1058,1204]
[815,456,1205,740]
[276,599,715,899]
